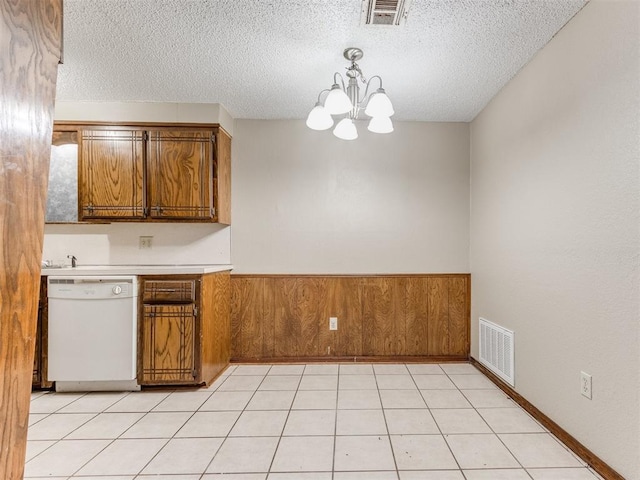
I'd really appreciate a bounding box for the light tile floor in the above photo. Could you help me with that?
[26,363,605,479]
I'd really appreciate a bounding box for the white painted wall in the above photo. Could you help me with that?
[469,0,639,477]
[42,223,230,266]
[231,120,470,274]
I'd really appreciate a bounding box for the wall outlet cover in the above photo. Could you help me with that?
[329,317,338,330]
[580,371,592,399]
[139,236,153,249]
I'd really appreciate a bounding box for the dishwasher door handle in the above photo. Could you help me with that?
[77,279,132,284]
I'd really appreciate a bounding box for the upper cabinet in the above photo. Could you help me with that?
[63,123,231,225]
[147,130,214,220]
[80,129,145,219]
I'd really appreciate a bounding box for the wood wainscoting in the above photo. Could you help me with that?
[230,274,470,362]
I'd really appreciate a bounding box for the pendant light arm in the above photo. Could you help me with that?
[362,75,384,104]
[333,72,347,91]
[316,88,331,104]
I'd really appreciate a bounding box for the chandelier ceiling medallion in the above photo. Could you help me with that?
[306,47,394,140]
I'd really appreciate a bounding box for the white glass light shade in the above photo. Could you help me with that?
[367,116,393,134]
[324,84,352,115]
[333,118,358,140]
[364,88,394,118]
[306,103,334,130]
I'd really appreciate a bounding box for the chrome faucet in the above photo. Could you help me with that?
[67,255,77,268]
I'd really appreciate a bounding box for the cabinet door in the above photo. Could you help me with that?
[32,302,42,386]
[140,304,198,384]
[147,130,214,220]
[79,129,145,219]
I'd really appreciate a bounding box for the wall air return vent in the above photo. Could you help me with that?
[479,317,515,386]
[361,0,412,26]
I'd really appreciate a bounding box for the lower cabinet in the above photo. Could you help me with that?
[141,303,197,384]
[32,277,52,390]
[138,272,230,387]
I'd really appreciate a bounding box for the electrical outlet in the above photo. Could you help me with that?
[329,317,338,330]
[139,236,153,249]
[580,371,592,399]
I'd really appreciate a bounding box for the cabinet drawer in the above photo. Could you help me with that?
[142,280,196,303]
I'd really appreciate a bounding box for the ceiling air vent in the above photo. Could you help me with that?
[361,0,412,26]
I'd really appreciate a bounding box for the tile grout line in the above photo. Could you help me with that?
[26,362,604,480]
[73,386,193,478]
[266,364,304,475]
[374,364,401,480]
[445,367,517,479]
[27,391,119,477]
[443,365,536,479]
[201,363,273,476]
[122,391,205,477]
[414,364,466,477]
[25,389,169,477]
[331,364,341,480]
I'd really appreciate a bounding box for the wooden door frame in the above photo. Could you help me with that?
[0,1,63,478]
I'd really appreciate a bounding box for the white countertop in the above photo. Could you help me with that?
[41,264,233,276]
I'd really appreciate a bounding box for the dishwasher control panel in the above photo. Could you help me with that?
[48,277,135,299]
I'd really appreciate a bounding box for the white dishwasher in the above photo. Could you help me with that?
[47,276,140,392]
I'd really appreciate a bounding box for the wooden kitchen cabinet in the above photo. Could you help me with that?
[80,129,145,219]
[72,123,231,224]
[147,130,213,220]
[32,277,52,390]
[141,302,197,384]
[138,272,230,386]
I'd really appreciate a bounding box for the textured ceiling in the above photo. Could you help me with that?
[57,0,587,122]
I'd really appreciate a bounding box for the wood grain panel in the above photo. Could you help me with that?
[262,277,277,357]
[319,277,363,356]
[147,130,214,219]
[448,276,469,356]
[0,0,62,476]
[215,129,231,225]
[404,277,430,355]
[273,278,323,357]
[79,129,145,219]
[231,274,470,361]
[295,278,325,356]
[231,277,265,359]
[52,130,78,146]
[230,278,243,359]
[362,277,405,356]
[201,272,230,384]
[140,304,196,384]
[427,277,449,355]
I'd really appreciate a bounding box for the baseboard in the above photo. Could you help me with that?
[231,355,469,364]
[470,357,624,480]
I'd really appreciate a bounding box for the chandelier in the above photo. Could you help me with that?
[306,47,394,140]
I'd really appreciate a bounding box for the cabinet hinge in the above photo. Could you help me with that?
[211,133,216,145]
[143,131,149,141]
[193,306,198,317]
[143,207,149,216]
